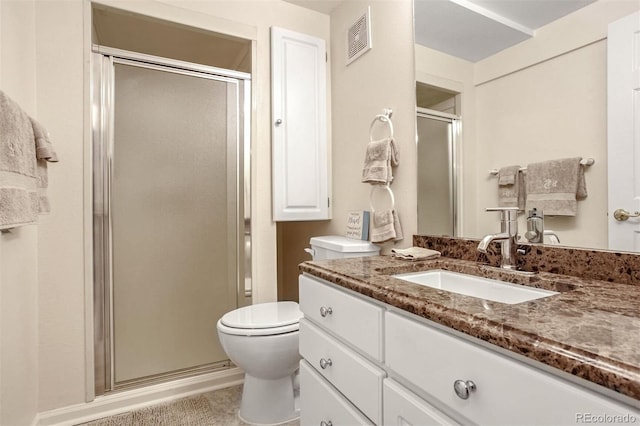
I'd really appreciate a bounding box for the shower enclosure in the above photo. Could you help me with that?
[92,47,251,394]
[416,108,459,237]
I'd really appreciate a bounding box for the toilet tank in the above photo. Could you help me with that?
[308,236,380,260]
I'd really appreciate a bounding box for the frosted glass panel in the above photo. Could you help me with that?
[112,63,237,383]
[417,116,454,236]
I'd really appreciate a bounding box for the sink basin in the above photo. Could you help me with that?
[392,270,558,304]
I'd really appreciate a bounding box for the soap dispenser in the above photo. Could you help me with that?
[525,208,544,243]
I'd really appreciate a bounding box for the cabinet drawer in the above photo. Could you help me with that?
[300,360,374,426]
[386,312,637,425]
[300,318,384,424]
[384,379,459,426]
[299,274,383,361]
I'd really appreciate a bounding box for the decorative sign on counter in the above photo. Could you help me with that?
[346,210,370,240]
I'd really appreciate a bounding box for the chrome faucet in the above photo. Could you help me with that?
[477,207,520,270]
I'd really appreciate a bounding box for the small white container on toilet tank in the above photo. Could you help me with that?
[307,235,380,260]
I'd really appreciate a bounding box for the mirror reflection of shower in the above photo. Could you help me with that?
[416,82,460,237]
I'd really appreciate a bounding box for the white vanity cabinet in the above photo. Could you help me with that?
[299,274,639,426]
[299,274,385,425]
[386,311,637,425]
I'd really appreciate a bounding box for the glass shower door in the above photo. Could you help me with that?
[416,112,458,236]
[93,52,249,391]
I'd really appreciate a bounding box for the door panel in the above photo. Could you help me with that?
[608,11,640,251]
[111,63,237,383]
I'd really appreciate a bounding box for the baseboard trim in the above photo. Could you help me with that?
[36,367,244,426]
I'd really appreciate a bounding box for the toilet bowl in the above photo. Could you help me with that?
[217,236,379,424]
[217,301,302,425]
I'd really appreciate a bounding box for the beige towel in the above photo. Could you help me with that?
[525,157,587,216]
[0,91,58,229]
[371,209,403,243]
[498,165,524,209]
[362,137,399,184]
[391,247,441,261]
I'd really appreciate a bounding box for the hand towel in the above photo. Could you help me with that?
[525,157,587,216]
[0,91,38,229]
[362,137,399,184]
[497,165,525,209]
[391,247,441,261]
[0,91,59,229]
[370,209,403,243]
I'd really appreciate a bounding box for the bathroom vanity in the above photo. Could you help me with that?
[298,248,640,425]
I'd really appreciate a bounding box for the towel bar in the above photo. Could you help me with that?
[369,108,394,140]
[489,158,594,176]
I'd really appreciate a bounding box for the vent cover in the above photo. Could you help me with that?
[347,7,372,65]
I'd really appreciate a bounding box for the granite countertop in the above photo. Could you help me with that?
[299,255,640,406]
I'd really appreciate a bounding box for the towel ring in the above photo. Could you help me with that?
[369,184,395,212]
[369,114,394,141]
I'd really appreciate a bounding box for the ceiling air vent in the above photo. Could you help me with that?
[346,7,372,65]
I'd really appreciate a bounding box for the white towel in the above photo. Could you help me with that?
[370,209,403,243]
[0,91,58,229]
[391,247,441,261]
[525,157,587,216]
[362,137,399,184]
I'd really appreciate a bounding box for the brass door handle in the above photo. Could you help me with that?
[614,209,640,221]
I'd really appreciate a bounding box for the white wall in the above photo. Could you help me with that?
[0,0,40,424]
[475,41,608,248]
[330,0,416,247]
[33,0,88,411]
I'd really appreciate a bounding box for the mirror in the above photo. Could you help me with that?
[413,0,639,252]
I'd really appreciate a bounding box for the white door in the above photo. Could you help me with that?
[608,11,640,251]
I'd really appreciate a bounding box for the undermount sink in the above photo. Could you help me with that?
[392,270,558,304]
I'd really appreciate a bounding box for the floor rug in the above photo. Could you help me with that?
[82,395,217,426]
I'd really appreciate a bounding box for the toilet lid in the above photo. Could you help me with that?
[220,301,302,329]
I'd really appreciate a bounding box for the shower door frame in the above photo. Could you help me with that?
[416,107,461,237]
[91,46,252,395]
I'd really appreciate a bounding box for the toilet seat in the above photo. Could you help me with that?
[218,301,302,336]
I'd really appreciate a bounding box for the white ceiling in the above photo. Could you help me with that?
[284,0,343,15]
[285,0,597,62]
[414,0,597,62]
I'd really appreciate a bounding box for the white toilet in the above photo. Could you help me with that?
[217,236,380,425]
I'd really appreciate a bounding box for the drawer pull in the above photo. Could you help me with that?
[319,358,333,369]
[453,379,477,400]
[320,306,333,317]
[320,421,333,426]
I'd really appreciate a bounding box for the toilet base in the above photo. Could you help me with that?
[239,374,298,425]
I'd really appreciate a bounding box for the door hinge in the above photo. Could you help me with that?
[328,197,331,207]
